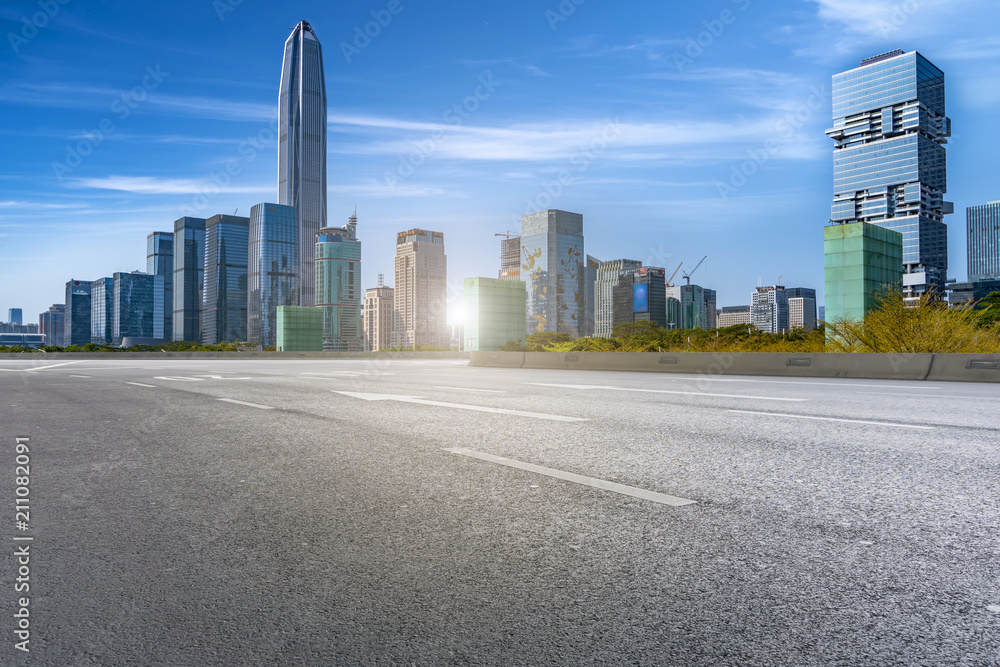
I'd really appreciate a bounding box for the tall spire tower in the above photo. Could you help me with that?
[279,20,327,307]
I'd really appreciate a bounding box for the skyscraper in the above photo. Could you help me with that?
[595,259,641,338]
[751,285,789,334]
[248,203,298,348]
[611,267,668,332]
[521,210,585,338]
[667,284,714,330]
[825,222,903,322]
[7,308,21,325]
[146,231,173,340]
[827,50,952,299]
[364,277,394,352]
[172,216,206,342]
[202,214,249,345]
[464,277,527,352]
[90,277,114,345]
[279,20,327,307]
[39,304,65,347]
[967,201,1000,282]
[392,229,447,349]
[64,280,92,347]
[316,213,362,351]
[499,235,521,281]
[113,272,165,345]
[786,287,818,332]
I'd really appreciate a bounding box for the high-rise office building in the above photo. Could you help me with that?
[967,201,1000,282]
[173,216,206,342]
[113,272,165,345]
[64,280,92,347]
[39,304,65,347]
[826,50,952,298]
[146,231,173,341]
[392,229,447,349]
[202,214,249,345]
[583,255,600,338]
[248,203,298,348]
[611,267,668,332]
[316,214,362,351]
[717,305,751,329]
[825,222,903,322]
[499,235,521,281]
[595,259,642,338]
[7,308,21,325]
[751,285,789,334]
[786,287,818,332]
[279,20,327,307]
[667,284,714,330]
[521,210,585,338]
[90,277,114,345]
[364,278,394,352]
[464,277,527,351]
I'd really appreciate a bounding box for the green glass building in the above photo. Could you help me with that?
[464,277,527,351]
[316,214,362,351]
[276,306,323,352]
[824,222,903,322]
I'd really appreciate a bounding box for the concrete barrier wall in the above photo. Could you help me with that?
[469,352,1000,383]
[0,351,470,361]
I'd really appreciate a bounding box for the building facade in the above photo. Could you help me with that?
[202,214,249,345]
[113,272,165,345]
[751,286,789,334]
[464,277,527,351]
[172,216,206,342]
[364,283,394,352]
[316,214,362,351]
[7,308,21,325]
[717,305,751,329]
[967,201,1000,282]
[824,221,904,322]
[90,277,114,345]
[667,284,714,330]
[276,305,323,352]
[499,235,521,281]
[521,210,585,338]
[611,267,668,333]
[146,231,173,340]
[392,229,447,349]
[64,280,92,347]
[948,279,1000,308]
[279,20,327,307]
[248,203,298,348]
[826,50,951,298]
[39,304,65,347]
[595,259,642,338]
[786,287,818,331]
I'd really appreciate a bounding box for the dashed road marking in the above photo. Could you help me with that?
[434,386,505,393]
[334,391,586,422]
[217,398,274,410]
[729,410,934,430]
[125,382,157,388]
[526,383,807,402]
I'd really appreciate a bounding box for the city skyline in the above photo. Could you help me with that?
[2,1,1000,324]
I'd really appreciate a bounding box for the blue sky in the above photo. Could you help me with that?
[2,0,999,326]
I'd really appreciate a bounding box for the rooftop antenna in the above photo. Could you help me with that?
[233,208,238,216]
[377,273,384,288]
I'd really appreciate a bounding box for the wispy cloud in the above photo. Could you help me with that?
[66,176,271,195]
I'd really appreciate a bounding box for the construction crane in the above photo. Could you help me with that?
[494,231,518,239]
[666,262,683,287]
[683,256,707,285]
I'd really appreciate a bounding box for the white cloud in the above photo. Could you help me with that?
[67,176,271,195]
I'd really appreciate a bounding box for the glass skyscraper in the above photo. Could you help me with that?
[172,216,206,342]
[146,231,173,341]
[279,20,327,308]
[967,201,1000,281]
[90,277,114,345]
[202,214,249,345]
[316,214,362,351]
[64,280,92,347]
[521,210,585,338]
[827,50,952,298]
[248,203,298,348]
[113,272,164,345]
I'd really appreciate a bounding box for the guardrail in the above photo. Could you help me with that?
[0,351,471,360]
[468,352,1000,383]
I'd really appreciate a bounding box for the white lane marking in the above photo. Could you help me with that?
[856,391,1000,402]
[217,398,274,410]
[69,375,91,378]
[153,376,205,381]
[25,361,85,372]
[301,371,394,377]
[434,386,505,393]
[728,410,934,430]
[445,447,696,507]
[126,382,157,388]
[526,383,806,402]
[652,377,935,390]
[194,375,252,380]
[334,391,587,422]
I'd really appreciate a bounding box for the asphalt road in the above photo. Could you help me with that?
[1,357,999,666]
